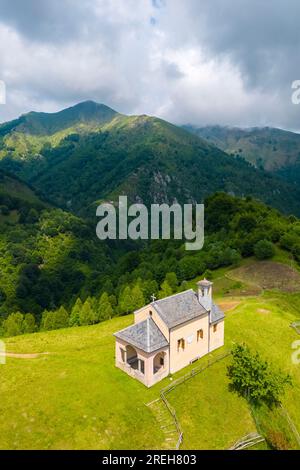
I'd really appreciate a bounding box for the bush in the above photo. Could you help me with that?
[266,431,290,450]
[227,344,292,405]
[2,312,24,337]
[254,240,275,260]
[0,205,9,215]
[22,313,36,333]
[41,306,69,331]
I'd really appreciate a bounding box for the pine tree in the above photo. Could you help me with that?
[142,279,158,303]
[40,310,54,331]
[165,272,178,293]
[3,312,24,337]
[54,306,69,329]
[118,286,133,314]
[41,307,69,331]
[79,297,96,325]
[158,280,173,299]
[98,292,114,321]
[22,313,36,333]
[69,298,82,326]
[131,284,145,311]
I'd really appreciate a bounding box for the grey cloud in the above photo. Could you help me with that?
[0,0,87,43]
[0,0,300,131]
[162,62,185,80]
[175,0,300,90]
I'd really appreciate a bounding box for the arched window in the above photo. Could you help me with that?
[197,329,204,341]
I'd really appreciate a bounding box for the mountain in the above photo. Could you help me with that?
[0,101,118,136]
[184,123,300,188]
[0,169,111,318]
[1,102,300,217]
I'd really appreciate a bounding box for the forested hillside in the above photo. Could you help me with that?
[1,102,300,337]
[1,167,300,338]
[185,125,300,188]
[0,102,300,217]
[0,170,110,320]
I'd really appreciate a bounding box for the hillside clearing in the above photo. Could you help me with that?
[229,261,300,292]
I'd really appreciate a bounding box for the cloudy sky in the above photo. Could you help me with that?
[0,0,300,130]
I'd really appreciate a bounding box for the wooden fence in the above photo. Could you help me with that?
[229,432,265,450]
[159,351,231,449]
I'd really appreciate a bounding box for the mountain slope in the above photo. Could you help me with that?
[0,170,110,318]
[185,124,300,172]
[1,103,300,217]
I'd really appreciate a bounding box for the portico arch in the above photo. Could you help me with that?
[153,351,166,374]
[126,345,138,368]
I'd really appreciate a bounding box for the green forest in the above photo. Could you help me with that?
[1,102,300,337]
[1,166,300,338]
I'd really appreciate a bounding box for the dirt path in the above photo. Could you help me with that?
[218,300,241,312]
[0,351,50,359]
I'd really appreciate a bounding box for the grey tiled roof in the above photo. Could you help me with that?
[114,317,168,353]
[152,289,207,329]
[210,303,225,324]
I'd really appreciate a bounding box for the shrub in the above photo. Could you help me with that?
[227,344,292,405]
[254,240,275,260]
[2,312,24,337]
[22,313,36,333]
[266,431,290,450]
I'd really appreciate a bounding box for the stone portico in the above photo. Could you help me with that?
[114,317,170,387]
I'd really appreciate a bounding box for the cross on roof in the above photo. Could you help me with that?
[151,294,156,302]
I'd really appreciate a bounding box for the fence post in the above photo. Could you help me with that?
[157,352,230,450]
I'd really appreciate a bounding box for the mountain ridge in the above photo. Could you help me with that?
[1,102,300,217]
[184,124,300,172]
[0,101,119,136]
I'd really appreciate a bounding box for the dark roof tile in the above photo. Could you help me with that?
[114,317,168,353]
[152,289,207,328]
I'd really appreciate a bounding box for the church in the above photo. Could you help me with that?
[114,279,225,387]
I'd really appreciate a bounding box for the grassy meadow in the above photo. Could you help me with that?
[1,260,300,450]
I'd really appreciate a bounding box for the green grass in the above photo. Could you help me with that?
[167,356,256,449]
[166,292,300,449]
[252,402,300,450]
[0,315,167,450]
[1,265,300,449]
